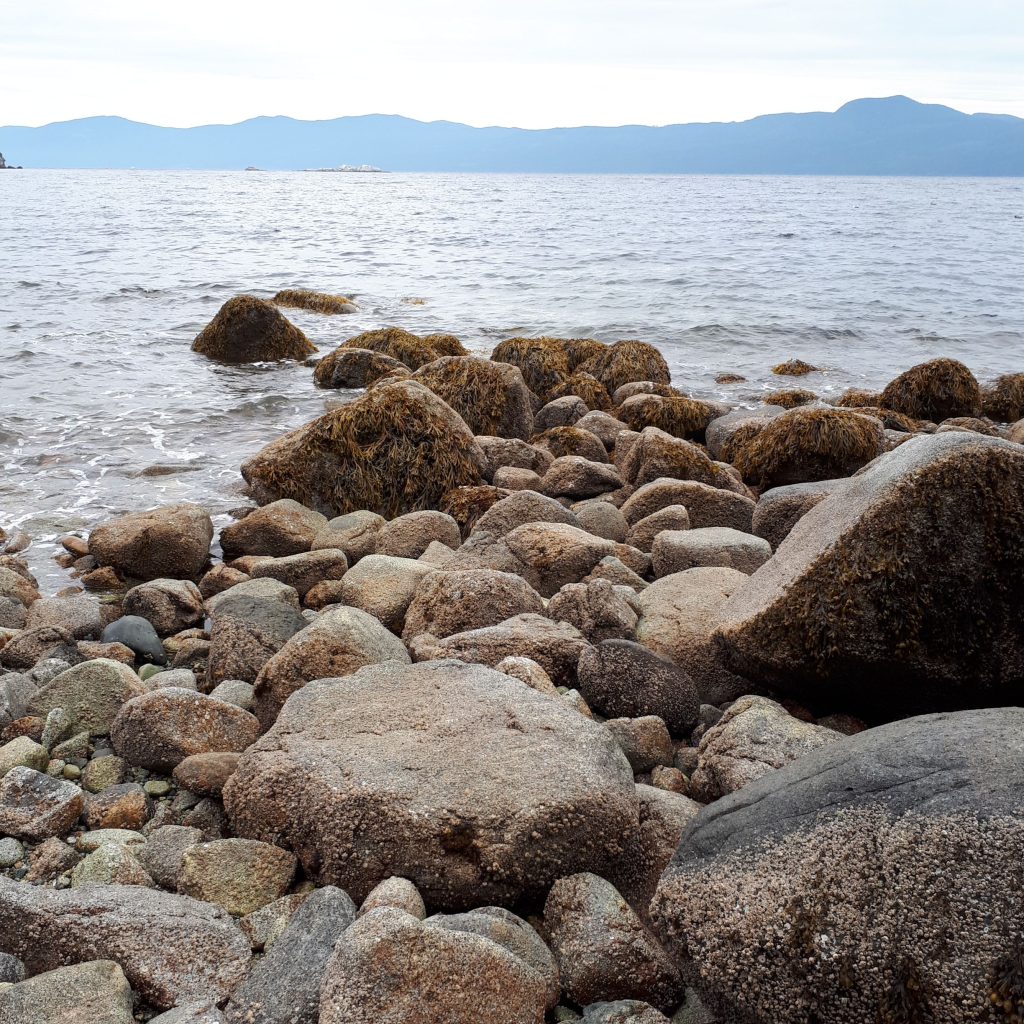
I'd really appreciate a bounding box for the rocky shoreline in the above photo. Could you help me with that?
[0,292,1022,1023]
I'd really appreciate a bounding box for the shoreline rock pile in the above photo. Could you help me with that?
[0,297,1022,1022]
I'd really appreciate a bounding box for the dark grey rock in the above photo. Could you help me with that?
[101,615,166,664]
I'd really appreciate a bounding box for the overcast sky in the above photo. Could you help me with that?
[2,0,1022,128]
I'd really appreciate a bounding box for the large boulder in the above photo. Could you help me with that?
[716,433,1024,716]
[191,295,315,363]
[253,606,410,728]
[319,907,550,1024]
[89,504,213,581]
[338,554,435,632]
[241,380,486,519]
[0,961,134,1024]
[27,658,146,735]
[410,356,535,439]
[0,879,250,1010]
[220,500,327,559]
[651,708,1024,1024]
[636,569,752,706]
[224,660,638,908]
[879,357,981,421]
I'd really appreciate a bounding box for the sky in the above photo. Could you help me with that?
[1,0,1022,128]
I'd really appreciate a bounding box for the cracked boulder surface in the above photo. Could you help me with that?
[224,659,639,910]
[651,707,1024,1024]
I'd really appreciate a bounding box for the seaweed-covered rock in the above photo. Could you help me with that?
[532,425,610,463]
[192,296,315,363]
[618,429,738,491]
[314,347,406,389]
[338,327,448,370]
[771,359,818,376]
[764,389,818,408]
[716,432,1024,716]
[241,381,486,519]
[616,395,715,440]
[704,406,786,461]
[272,288,355,314]
[549,372,613,411]
[982,372,1024,423]
[491,336,571,400]
[411,356,535,439]
[0,879,250,1010]
[879,357,981,421]
[731,407,885,489]
[224,660,637,907]
[584,341,670,394]
[320,907,550,1024]
[651,708,1024,1024]
[89,504,213,581]
[438,485,513,537]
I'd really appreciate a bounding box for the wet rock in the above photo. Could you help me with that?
[716,433,1024,716]
[376,510,461,558]
[0,960,134,1024]
[546,579,638,643]
[206,578,307,685]
[750,479,842,549]
[605,716,674,773]
[319,907,550,1024]
[192,295,315,363]
[652,707,1024,1024]
[25,596,102,640]
[225,885,356,1024]
[241,380,486,519]
[620,479,755,533]
[338,554,435,632]
[311,510,385,563]
[83,783,153,831]
[0,568,39,609]
[111,689,261,772]
[28,658,146,735]
[635,569,751,705]
[577,640,699,735]
[101,615,167,664]
[123,579,205,636]
[652,528,772,577]
[179,838,296,916]
[689,695,842,802]
[410,613,592,687]
[135,825,203,889]
[402,569,545,641]
[89,504,213,581]
[358,876,426,919]
[0,767,83,840]
[545,873,682,1012]
[221,499,327,560]
[225,660,638,908]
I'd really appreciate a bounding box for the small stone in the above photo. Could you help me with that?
[76,828,146,852]
[239,892,309,951]
[83,784,153,832]
[0,838,23,868]
[71,842,155,888]
[173,753,239,798]
[145,779,173,797]
[605,717,674,773]
[82,755,131,794]
[25,836,80,882]
[39,708,71,751]
[62,764,81,781]
[0,736,49,778]
[135,825,203,889]
[51,730,90,761]
[357,876,427,920]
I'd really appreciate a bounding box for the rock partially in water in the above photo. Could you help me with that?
[191,295,316,363]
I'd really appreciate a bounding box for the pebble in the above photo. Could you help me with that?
[145,779,172,797]
[0,837,23,868]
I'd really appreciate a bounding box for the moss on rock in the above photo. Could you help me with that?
[583,340,671,394]
[771,359,819,377]
[879,358,981,421]
[272,289,355,314]
[491,337,571,401]
[192,296,316,363]
[982,373,1024,423]
[313,348,407,389]
[548,372,613,411]
[765,389,818,409]
[339,328,442,370]
[617,393,717,439]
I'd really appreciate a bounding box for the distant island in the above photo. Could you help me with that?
[2,96,1023,175]
[0,151,21,169]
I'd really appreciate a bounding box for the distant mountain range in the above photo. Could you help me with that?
[2,96,1023,174]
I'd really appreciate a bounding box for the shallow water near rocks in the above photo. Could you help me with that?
[1,169,1022,589]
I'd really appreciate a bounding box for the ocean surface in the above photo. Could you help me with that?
[1,170,1023,589]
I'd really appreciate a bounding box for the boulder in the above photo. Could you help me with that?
[0,878,250,1010]
[472,490,580,538]
[111,689,261,772]
[179,839,296,916]
[617,430,739,491]
[101,616,166,664]
[0,961,134,1024]
[625,505,690,552]
[247,548,348,598]
[192,295,315,363]
[338,554,435,632]
[0,767,83,840]
[534,395,589,432]
[313,347,406,388]
[576,410,631,449]
[311,510,385,562]
[241,380,486,519]
[651,527,772,577]
[122,579,204,637]
[27,658,145,735]
[585,340,670,393]
[503,522,622,597]
[577,640,700,735]
[651,708,1024,1024]
[402,569,545,641]
[24,596,102,640]
[70,843,154,889]
[716,433,1024,716]
[688,695,842,802]
[254,605,410,728]
[358,876,426,919]
[546,579,638,643]
[879,357,981,421]
[135,825,203,890]
[225,886,356,1024]
[605,716,674,773]
[545,873,682,1012]
[224,660,638,908]
[220,499,327,559]
[410,356,535,439]
[542,456,623,500]
[750,479,842,549]
[533,425,610,463]
[206,578,307,685]
[409,614,591,687]
[0,568,38,608]
[320,907,549,1023]
[704,406,786,461]
[475,436,553,480]
[375,511,461,558]
[173,752,240,797]
[83,783,153,831]
[0,736,47,777]
[573,500,629,542]
[0,627,77,670]
[617,394,715,440]
[89,504,213,582]
[636,569,752,705]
